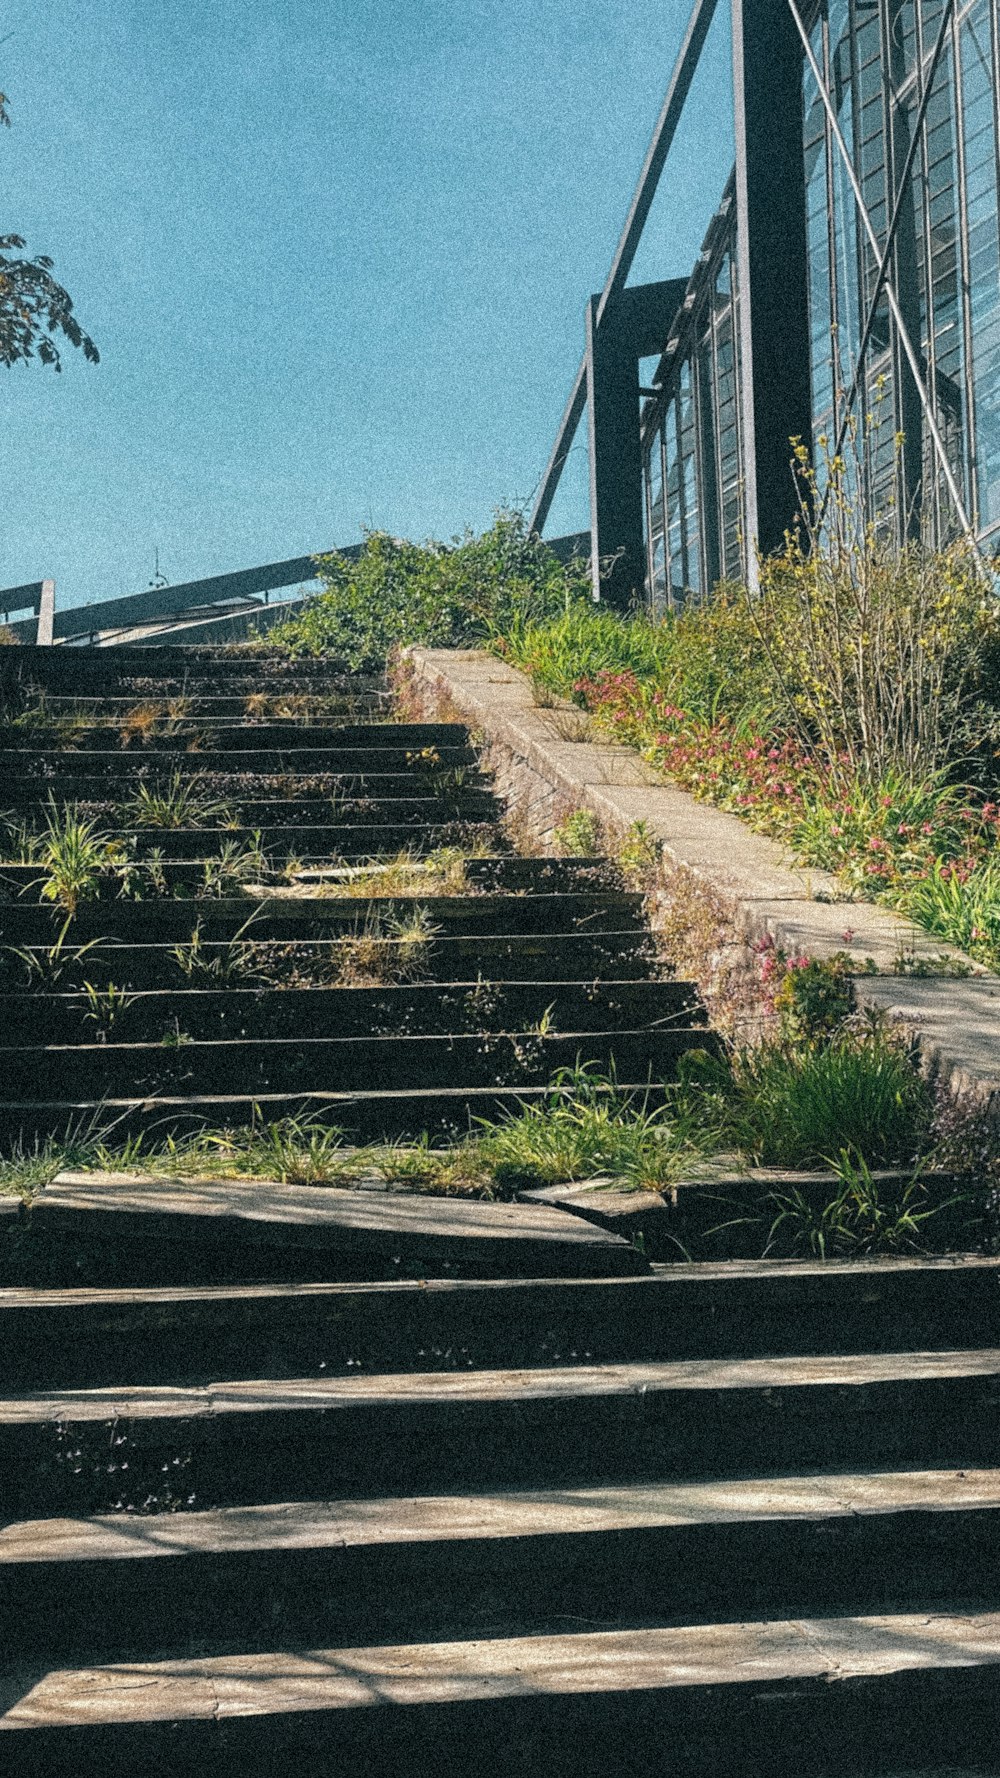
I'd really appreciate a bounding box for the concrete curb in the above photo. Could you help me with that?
[405,647,1000,1106]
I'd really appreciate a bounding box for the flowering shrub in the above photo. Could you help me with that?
[568,661,1000,967]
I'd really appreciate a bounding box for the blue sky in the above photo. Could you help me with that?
[1,0,734,611]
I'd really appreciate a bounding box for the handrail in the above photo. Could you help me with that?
[0,530,591,647]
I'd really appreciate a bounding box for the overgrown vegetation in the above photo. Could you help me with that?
[257,511,590,669]
[493,471,1000,971]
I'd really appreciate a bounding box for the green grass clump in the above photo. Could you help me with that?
[719,1024,933,1168]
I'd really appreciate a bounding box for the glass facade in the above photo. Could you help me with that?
[641,0,1000,611]
[641,187,745,612]
[804,0,1000,543]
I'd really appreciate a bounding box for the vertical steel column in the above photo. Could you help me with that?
[732,0,813,570]
[585,296,646,605]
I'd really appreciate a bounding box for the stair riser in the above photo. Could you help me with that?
[0,896,644,942]
[4,1373,1000,1517]
[0,1079,680,1150]
[0,794,498,823]
[84,823,500,857]
[0,1030,703,1098]
[0,981,696,1045]
[0,729,468,754]
[11,768,485,797]
[0,860,615,896]
[4,1505,999,1663]
[0,933,657,994]
[2,1272,998,1389]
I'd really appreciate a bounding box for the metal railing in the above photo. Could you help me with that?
[0,579,55,646]
[0,531,590,647]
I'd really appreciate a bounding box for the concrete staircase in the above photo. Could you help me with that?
[1,647,999,1773]
[0,644,712,1143]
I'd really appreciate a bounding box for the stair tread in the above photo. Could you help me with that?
[5,1469,1000,1565]
[4,1348,1000,1424]
[3,1249,994,1310]
[34,1174,638,1262]
[6,1610,1000,1729]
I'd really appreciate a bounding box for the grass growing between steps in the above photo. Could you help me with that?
[1,1019,989,1262]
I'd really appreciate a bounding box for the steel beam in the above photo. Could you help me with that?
[530,0,719,538]
[732,0,814,571]
[586,280,687,605]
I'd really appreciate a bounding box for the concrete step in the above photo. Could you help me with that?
[3,1349,1000,1518]
[3,1471,1000,1662]
[0,929,658,992]
[0,724,468,753]
[3,1611,1000,1774]
[1,1259,998,1389]
[0,857,617,900]
[1,790,499,824]
[13,746,479,776]
[0,1078,679,1146]
[81,820,502,857]
[0,1025,709,1098]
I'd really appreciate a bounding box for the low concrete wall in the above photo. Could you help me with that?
[405,647,1000,1108]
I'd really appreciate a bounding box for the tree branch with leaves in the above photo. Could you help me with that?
[0,83,98,371]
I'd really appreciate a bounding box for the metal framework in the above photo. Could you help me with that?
[533,0,1000,609]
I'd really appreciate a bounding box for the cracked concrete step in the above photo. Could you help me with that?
[3,1612,1000,1775]
[0,857,622,898]
[4,1350,1000,1518]
[1,1259,999,1390]
[3,1471,1000,1663]
[19,1175,644,1281]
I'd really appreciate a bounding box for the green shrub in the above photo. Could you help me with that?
[725,1025,933,1168]
[551,808,602,857]
[772,954,856,1044]
[262,512,590,669]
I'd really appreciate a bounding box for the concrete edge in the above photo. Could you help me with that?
[405,647,1000,1107]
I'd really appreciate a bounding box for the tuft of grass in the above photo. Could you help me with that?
[33,800,125,916]
[286,846,471,900]
[716,1023,934,1168]
[123,772,237,830]
[471,1063,721,1194]
[897,856,1000,971]
[764,1149,972,1260]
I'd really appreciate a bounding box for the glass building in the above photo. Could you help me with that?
[532,0,1000,610]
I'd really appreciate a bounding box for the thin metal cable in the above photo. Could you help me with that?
[826,0,956,495]
[789,0,977,543]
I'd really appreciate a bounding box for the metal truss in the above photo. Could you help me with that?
[787,0,977,544]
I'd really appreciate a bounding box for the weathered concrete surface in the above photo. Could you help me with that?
[39,1173,646,1278]
[6,1469,1000,1565]
[856,977,1000,1102]
[5,1346,1000,1426]
[407,648,1000,1102]
[5,1610,1000,1728]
